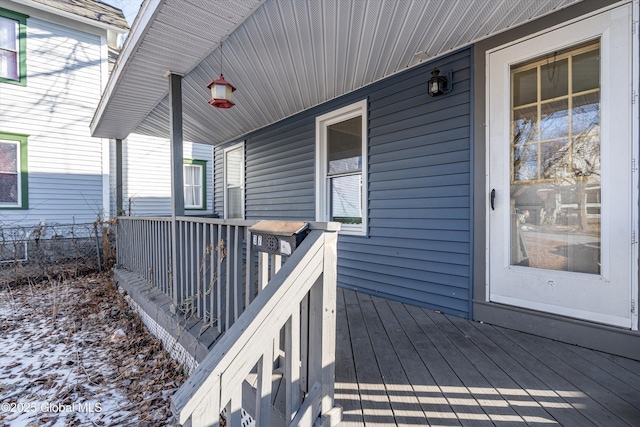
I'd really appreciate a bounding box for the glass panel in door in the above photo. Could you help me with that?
[510,41,601,275]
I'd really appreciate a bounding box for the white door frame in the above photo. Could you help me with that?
[485,2,638,330]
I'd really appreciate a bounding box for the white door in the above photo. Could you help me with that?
[488,4,637,329]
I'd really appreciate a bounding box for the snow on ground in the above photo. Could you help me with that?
[0,274,187,427]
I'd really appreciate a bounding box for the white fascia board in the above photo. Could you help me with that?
[89,0,164,139]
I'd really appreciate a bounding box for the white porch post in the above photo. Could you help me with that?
[169,72,184,307]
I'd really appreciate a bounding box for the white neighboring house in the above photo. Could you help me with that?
[115,134,215,217]
[0,0,214,228]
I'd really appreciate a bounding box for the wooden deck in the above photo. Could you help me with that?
[335,288,640,427]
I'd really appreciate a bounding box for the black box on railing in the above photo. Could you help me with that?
[249,221,309,256]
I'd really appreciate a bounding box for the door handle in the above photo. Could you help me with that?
[490,189,496,211]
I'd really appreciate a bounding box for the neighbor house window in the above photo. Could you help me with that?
[0,132,28,209]
[184,159,206,210]
[316,100,368,235]
[224,142,244,219]
[0,8,27,85]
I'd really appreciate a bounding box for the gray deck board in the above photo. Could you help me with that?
[610,354,640,373]
[388,301,491,427]
[466,317,598,427]
[371,296,462,427]
[559,344,640,393]
[500,329,640,426]
[357,293,428,426]
[336,285,365,426]
[440,311,561,426]
[343,289,396,426]
[335,288,640,427]
[535,337,640,411]
[417,306,522,426]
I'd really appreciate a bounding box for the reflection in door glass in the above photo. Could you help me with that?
[510,41,600,274]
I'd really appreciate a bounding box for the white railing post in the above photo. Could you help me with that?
[320,230,338,416]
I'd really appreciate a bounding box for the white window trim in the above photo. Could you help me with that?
[223,141,245,219]
[183,162,204,209]
[315,99,368,235]
[0,139,22,208]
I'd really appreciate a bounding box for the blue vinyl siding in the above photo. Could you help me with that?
[215,48,472,318]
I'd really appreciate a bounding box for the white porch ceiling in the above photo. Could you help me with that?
[91,0,584,145]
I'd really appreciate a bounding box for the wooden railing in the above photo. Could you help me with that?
[117,216,174,297]
[117,217,342,425]
[116,216,269,332]
[171,225,342,427]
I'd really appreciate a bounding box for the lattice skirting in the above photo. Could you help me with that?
[120,288,198,374]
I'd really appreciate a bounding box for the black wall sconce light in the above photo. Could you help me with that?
[428,68,452,96]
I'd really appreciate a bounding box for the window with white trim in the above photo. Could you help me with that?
[224,143,244,219]
[0,132,27,209]
[316,100,368,235]
[0,8,27,85]
[183,159,206,210]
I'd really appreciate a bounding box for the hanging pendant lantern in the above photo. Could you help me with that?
[207,74,236,109]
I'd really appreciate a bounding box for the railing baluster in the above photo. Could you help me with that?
[256,346,273,427]
[130,220,134,270]
[182,220,187,305]
[158,221,161,292]
[233,225,241,322]
[183,220,188,308]
[132,220,136,272]
[300,292,309,393]
[146,220,150,279]
[245,226,252,308]
[164,221,169,296]
[139,220,143,274]
[161,221,166,295]
[270,254,281,280]
[217,223,223,332]
[225,225,232,329]
[192,221,197,312]
[209,223,215,329]
[307,278,323,399]
[155,221,160,291]
[151,221,156,285]
[181,221,187,307]
[186,220,191,307]
[285,309,301,421]
[140,220,144,275]
[229,385,243,427]
[146,220,151,282]
[196,221,202,319]
[258,252,268,290]
[137,220,141,274]
[144,220,148,281]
